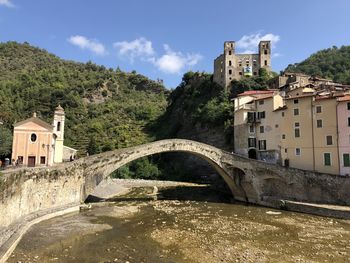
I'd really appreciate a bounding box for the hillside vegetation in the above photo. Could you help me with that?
[0,42,168,157]
[285,45,350,84]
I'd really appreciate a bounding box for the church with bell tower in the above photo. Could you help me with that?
[11,105,76,167]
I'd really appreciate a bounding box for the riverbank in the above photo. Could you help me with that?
[1,179,350,263]
[7,185,350,263]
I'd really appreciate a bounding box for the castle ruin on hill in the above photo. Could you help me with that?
[213,40,271,90]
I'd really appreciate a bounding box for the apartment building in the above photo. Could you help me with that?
[280,92,341,174]
[337,95,350,175]
[233,90,283,163]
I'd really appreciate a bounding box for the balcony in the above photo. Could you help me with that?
[234,103,256,112]
[246,112,261,123]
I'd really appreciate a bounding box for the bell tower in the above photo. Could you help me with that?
[53,105,65,163]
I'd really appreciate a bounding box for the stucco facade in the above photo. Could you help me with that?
[11,115,54,167]
[11,106,73,167]
[233,90,283,163]
[280,93,341,175]
[337,95,350,175]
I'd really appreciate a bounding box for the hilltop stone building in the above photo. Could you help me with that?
[11,105,77,167]
[213,40,271,90]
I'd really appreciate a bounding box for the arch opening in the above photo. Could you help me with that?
[82,139,249,204]
[86,151,245,204]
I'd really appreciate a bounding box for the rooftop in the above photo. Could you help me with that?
[237,90,276,97]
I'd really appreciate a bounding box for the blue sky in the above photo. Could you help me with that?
[1,0,350,88]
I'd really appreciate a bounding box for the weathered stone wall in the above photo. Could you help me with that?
[0,163,85,228]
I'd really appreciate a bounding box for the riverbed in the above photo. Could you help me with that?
[7,181,350,263]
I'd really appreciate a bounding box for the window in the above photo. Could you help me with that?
[347,102,350,110]
[295,148,301,156]
[343,153,350,167]
[249,125,254,133]
[258,111,266,119]
[264,50,268,55]
[285,148,287,153]
[316,106,322,113]
[229,51,232,55]
[282,112,285,117]
[324,153,331,166]
[295,128,300,138]
[253,72,257,76]
[294,99,299,104]
[258,140,266,150]
[260,126,264,133]
[229,70,232,75]
[40,156,46,165]
[294,122,300,127]
[348,117,350,127]
[264,60,268,66]
[282,134,286,139]
[326,135,333,145]
[294,108,299,116]
[30,133,37,142]
[248,138,256,148]
[229,60,232,66]
[239,72,242,75]
[247,112,256,122]
[317,119,323,128]
[17,156,23,164]
[57,121,61,132]
[259,100,264,105]
[239,63,242,67]
[275,124,279,128]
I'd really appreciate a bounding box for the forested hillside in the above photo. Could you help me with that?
[285,45,350,84]
[0,42,168,157]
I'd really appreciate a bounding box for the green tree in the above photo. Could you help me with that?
[0,126,12,157]
[87,137,99,155]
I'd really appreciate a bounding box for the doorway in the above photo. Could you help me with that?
[28,156,36,167]
[248,149,257,159]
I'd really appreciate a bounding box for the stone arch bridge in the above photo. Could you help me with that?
[1,139,350,229]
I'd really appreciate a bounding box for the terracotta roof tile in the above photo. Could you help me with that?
[337,95,350,102]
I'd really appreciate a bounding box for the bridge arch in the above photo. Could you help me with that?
[81,139,245,200]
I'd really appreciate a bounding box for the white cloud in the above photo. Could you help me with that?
[0,0,14,7]
[68,35,106,56]
[236,33,280,53]
[150,44,202,74]
[113,37,155,63]
[114,38,202,74]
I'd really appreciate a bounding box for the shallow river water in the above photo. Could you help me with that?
[8,185,350,263]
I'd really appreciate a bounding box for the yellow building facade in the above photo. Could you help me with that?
[280,93,340,175]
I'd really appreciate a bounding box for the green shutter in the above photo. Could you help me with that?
[343,154,350,167]
[324,153,331,166]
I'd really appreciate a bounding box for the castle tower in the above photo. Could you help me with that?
[259,40,271,71]
[52,105,65,163]
[224,41,236,88]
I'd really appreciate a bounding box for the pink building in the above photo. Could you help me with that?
[337,95,350,175]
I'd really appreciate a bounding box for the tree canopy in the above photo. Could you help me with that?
[285,45,350,84]
[0,41,168,157]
